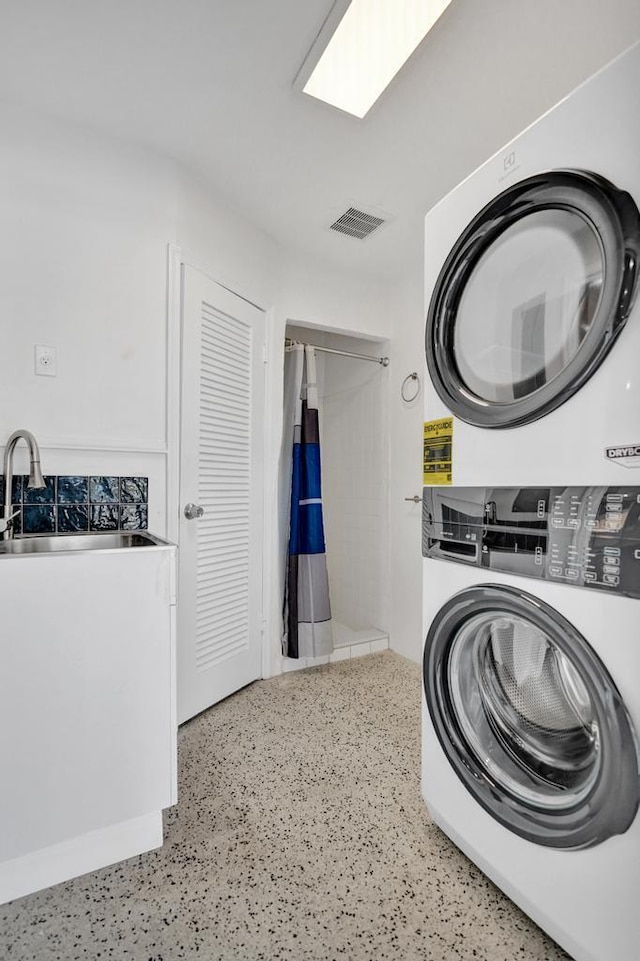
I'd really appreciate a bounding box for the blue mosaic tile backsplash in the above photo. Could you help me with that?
[0,475,148,536]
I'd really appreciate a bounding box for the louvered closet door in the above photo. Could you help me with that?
[178,266,265,724]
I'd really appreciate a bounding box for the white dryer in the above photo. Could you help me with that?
[421,484,640,961]
[423,42,640,487]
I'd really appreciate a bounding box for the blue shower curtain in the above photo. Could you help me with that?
[283,344,333,659]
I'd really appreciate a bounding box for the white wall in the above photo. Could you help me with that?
[175,171,281,311]
[280,251,391,340]
[0,104,178,531]
[387,273,427,663]
[322,342,389,637]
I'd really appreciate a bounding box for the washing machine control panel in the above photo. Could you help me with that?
[422,486,640,599]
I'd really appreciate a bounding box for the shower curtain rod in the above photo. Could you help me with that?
[285,338,389,367]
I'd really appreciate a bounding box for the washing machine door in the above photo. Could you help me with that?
[424,584,640,848]
[425,171,640,428]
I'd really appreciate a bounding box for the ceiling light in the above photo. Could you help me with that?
[301,0,452,119]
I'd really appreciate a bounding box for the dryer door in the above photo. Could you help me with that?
[424,584,639,848]
[425,171,640,428]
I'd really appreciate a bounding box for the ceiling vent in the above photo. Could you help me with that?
[330,206,386,240]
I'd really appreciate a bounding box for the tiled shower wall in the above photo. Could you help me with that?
[320,345,389,635]
[0,475,148,536]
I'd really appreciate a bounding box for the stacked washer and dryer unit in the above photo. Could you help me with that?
[421,43,640,961]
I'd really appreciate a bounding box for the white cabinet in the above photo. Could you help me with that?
[0,541,176,903]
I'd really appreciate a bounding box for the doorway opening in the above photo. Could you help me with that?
[280,323,390,668]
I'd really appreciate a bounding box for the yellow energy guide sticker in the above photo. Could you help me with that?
[423,417,453,485]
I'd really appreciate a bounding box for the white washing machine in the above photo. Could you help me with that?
[423,42,640,487]
[421,484,640,961]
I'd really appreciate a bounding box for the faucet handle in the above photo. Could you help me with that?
[0,509,20,535]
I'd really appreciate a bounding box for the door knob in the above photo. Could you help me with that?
[184,503,204,520]
[404,495,421,503]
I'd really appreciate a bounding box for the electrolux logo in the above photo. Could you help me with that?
[498,150,521,183]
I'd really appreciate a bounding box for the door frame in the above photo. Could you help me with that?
[165,243,278,689]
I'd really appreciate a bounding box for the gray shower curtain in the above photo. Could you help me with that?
[282,344,333,658]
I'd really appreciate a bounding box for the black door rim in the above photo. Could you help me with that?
[423,584,640,849]
[425,170,640,428]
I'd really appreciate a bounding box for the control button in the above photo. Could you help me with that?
[534,546,543,565]
[585,519,597,528]
[584,571,597,581]
[607,493,624,502]
[604,547,621,556]
[604,555,620,566]
[549,565,563,577]
[564,569,579,579]
[567,518,579,529]
[604,565,620,576]
[603,574,620,586]
[607,503,623,512]
[635,549,640,560]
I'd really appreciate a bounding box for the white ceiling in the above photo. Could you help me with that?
[3,0,640,283]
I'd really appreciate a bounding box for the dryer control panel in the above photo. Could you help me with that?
[422,485,640,599]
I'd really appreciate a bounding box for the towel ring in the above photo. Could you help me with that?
[401,372,420,403]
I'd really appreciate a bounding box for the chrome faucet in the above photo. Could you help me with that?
[2,430,45,539]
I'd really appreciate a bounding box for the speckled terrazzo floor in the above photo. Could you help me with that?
[1,652,571,960]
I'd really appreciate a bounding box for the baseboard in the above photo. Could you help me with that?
[0,811,164,905]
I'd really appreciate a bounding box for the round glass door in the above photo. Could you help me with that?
[424,585,639,848]
[425,171,640,427]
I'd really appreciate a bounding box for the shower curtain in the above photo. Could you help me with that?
[282,343,333,659]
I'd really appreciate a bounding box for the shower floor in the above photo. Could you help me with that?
[281,621,388,674]
[333,621,389,650]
